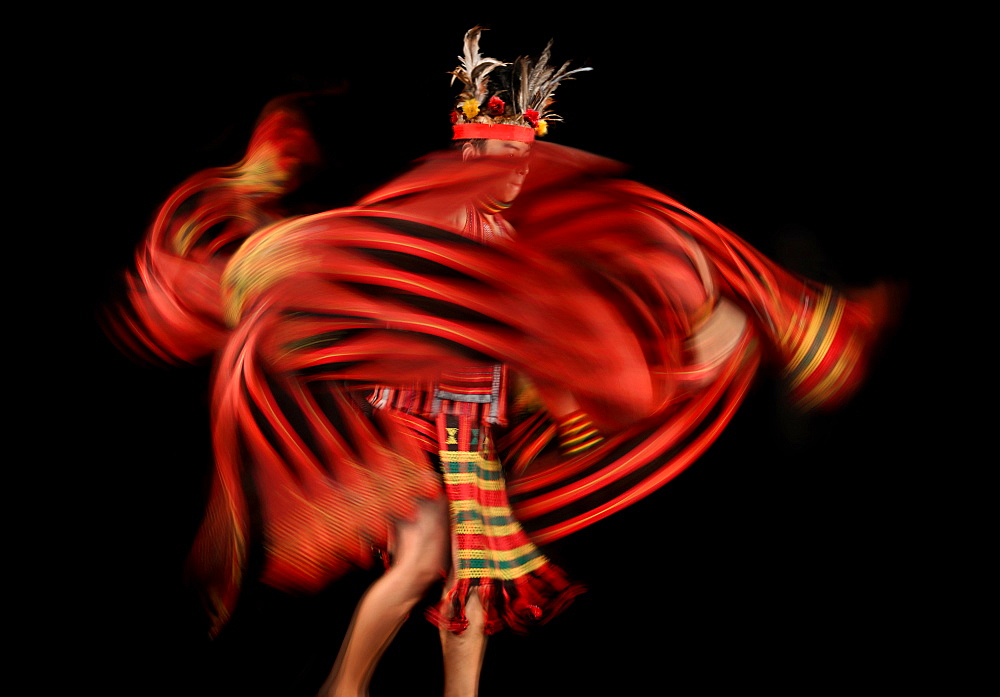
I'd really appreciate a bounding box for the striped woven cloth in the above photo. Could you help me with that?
[426,412,583,634]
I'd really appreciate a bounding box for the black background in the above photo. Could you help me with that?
[41,8,956,696]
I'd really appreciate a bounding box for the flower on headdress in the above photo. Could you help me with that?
[522,109,540,128]
[535,119,548,137]
[450,110,459,124]
[487,96,505,117]
[461,98,480,120]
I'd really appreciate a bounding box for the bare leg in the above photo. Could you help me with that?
[319,496,450,697]
[440,589,488,697]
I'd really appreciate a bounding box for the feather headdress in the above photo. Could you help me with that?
[450,27,591,140]
[511,40,592,123]
[450,26,506,110]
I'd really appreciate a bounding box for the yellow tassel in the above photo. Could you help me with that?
[535,119,548,137]
[461,98,480,119]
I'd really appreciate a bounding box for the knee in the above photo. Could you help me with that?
[388,498,450,597]
[403,553,447,589]
[385,559,444,604]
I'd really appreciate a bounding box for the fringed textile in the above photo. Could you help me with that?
[427,413,583,634]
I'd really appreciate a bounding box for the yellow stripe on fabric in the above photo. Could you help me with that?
[453,521,522,536]
[442,472,505,490]
[564,440,603,455]
[798,334,863,411]
[456,544,539,562]
[784,289,841,385]
[561,426,590,439]
[784,288,832,373]
[784,287,833,377]
[562,427,600,446]
[449,502,517,517]
[788,297,845,390]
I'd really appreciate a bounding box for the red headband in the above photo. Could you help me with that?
[452,123,535,143]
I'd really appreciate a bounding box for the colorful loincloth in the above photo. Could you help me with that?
[426,412,583,635]
[376,362,582,634]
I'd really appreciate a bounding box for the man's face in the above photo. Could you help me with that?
[474,139,532,203]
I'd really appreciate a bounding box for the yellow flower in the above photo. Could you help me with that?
[461,98,480,119]
[535,119,548,137]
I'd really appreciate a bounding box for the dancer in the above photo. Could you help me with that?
[107,27,895,697]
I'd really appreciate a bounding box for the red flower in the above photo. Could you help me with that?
[523,109,540,127]
[450,110,459,124]
[487,96,505,116]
